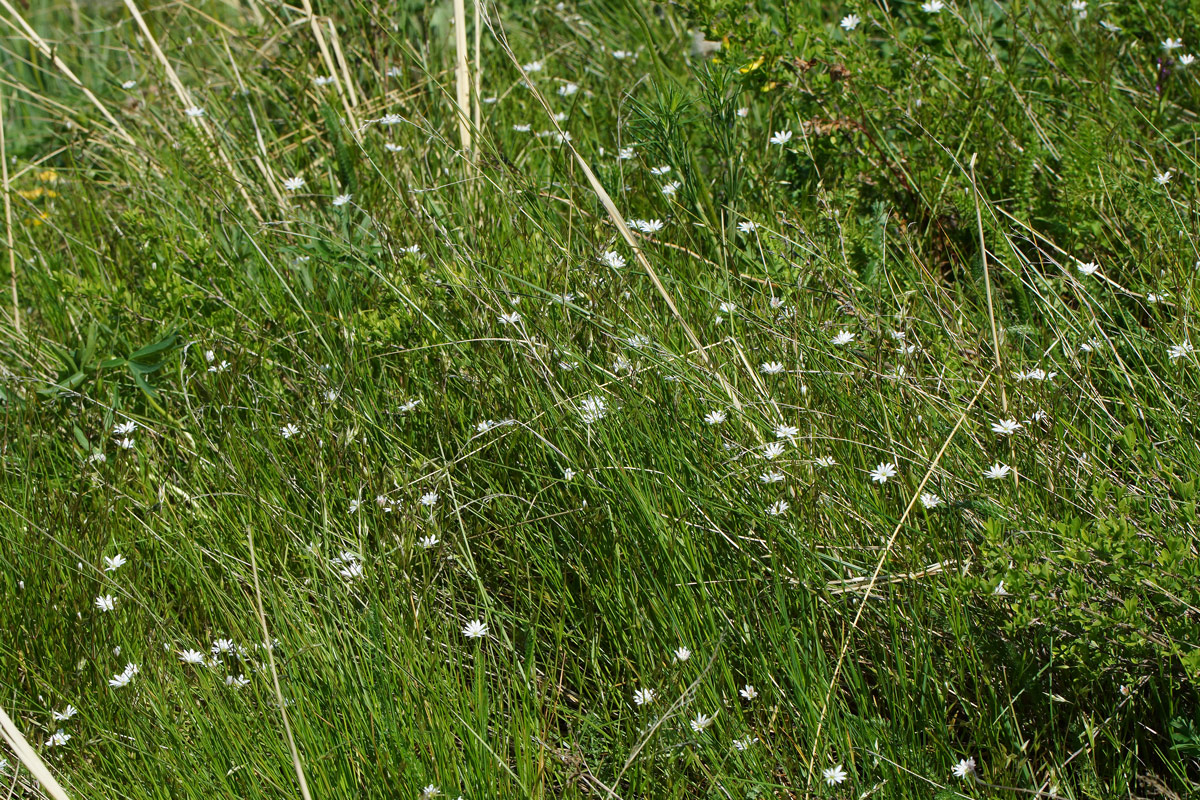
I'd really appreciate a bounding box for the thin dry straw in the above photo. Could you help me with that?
[472,0,482,141]
[122,0,265,223]
[0,0,136,148]
[484,8,744,413]
[295,0,360,137]
[804,373,992,788]
[326,19,360,108]
[452,0,473,156]
[968,153,1006,413]
[0,86,17,336]
[0,704,72,800]
[247,526,313,800]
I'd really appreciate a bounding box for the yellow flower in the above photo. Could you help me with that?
[739,55,765,74]
[36,169,59,183]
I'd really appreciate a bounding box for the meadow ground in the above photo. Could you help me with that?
[0,0,1198,797]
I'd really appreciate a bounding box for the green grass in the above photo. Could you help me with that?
[0,0,1198,797]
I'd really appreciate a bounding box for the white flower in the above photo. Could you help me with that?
[840,13,861,29]
[385,143,405,152]
[1154,170,1173,185]
[674,646,691,662]
[600,250,626,268]
[775,425,799,439]
[113,420,137,435]
[1162,38,1184,51]
[283,176,305,191]
[522,60,543,72]
[1099,19,1120,31]
[578,395,608,425]
[760,471,784,484]
[952,757,976,779]
[184,106,205,118]
[832,330,855,345]
[1181,54,1196,66]
[108,670,133,689]
[870,462,897,484]
[88,452,107,464]
[823,765,848,785]
[649,165,672,176]
[103,553,127,572]
[921,0,944,12]
[399,397,421,413]
[1168,341,1194,360]
[733,736,758,750]
[332,193,352,206]
[766,499,789,516]
[1069,0,1087,16]
[512,123,531,132]
[339,561,364,580]
[630,218,664,234]
[740,684,757,700]
[920,492,943,509]
[984,463,1012,480]
[121,80,138,89]
[225,674,250,688]
[814,455,836,468]
[95,595,116,612]
[280,423,300,438]
[660,180,682,197]
[419,535,439,549]
[612,49,633,59]
[759,361,784,374]
[993,580,1009,596]
[1076,260,1099,276]
[762,442,785,460]
[420,491,439,507]
[46,730,71,748]
[212,638,234,655]
[633,688,656,706]
[704,410,727,425]
[462,619,488,639]
[769,130,793,146]
[179,649,206,665]
[379,113,403,125]
[498,312,521,325]
[557,82,579,96]
[421,785,442,800]
[990,419,1021,435]
[348,499,360,514]
[690,712,715,733]
[1014,367,1057,382]
[52,705,77,722]
[117,437,135,450]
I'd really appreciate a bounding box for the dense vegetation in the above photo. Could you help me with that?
[0,0,1197,797]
